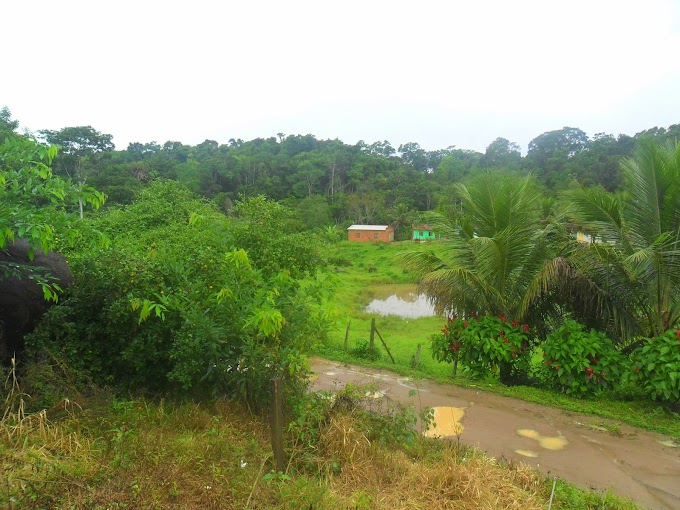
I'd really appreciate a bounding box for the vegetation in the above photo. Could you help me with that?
[1,105,679,508]
[1,371,638,510]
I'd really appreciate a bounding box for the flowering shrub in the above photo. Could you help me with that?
[431,313,531,384]
[629,328,680,405]
[540,320,626,397]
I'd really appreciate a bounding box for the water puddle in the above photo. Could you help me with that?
[516,428,568,450]
[658,439,680,448]
[423,406,465,437]
[365,284,436,318]
[515,449,539,458]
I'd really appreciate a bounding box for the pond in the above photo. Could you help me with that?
[365,284,438,319]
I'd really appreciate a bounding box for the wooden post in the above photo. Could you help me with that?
[369,318,376,353]
[414,344,422,368]
[374,326,396,364]
[344,320,351,351]
[270,378,285,472]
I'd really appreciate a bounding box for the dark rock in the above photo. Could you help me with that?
[0,239,73,361]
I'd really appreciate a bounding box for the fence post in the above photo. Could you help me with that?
[374,325,396,364]
[270,378,285,472]
[369,318,376,353]
[344,319,351,351]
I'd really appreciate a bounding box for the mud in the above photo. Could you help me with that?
[311,358,680,510]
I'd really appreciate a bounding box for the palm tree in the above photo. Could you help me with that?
[548,138,680,342]
[401,172,554,322]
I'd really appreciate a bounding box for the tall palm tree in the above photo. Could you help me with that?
[401,172,555,323]
[550,139,680,341]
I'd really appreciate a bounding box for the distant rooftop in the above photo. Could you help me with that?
[347,225,392,231]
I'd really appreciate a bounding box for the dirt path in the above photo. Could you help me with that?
[310,358,680,510]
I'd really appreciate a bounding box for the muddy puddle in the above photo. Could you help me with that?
[516,428,568,450]
[365,284,437,318]
[423,406,465,437]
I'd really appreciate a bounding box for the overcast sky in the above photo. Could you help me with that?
[3,0,679,153]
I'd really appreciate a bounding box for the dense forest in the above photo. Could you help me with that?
[3,106,678,237]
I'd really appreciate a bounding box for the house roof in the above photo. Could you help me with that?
[413,225,433,230]
[347,225,392,231]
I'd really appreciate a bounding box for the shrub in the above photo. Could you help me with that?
[629,328,680,405]
[540,320,627,397]
[27,181,329,409]
[350,340,382,361]
[431,313,532,385]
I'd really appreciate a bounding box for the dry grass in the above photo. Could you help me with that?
[318,414,545,509]
[0,364,636,509]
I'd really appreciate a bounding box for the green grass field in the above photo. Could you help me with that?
[317,240,680,438]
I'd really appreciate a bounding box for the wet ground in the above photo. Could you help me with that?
[310,358,680,510]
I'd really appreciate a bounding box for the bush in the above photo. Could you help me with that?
[350,340,382,361]
[431,313,532,385]
[629,328,680,405]
[539,320,627,397]
[27,181,329,409]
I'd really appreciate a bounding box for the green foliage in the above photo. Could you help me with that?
[231,195,323,278]
[27,181,328,407]
[401,172,559,333]
[629,328,680,404]
[0,136,105,299]
[540,321,627,397]
[431,313,531,384]
[349,340,382,361]
[560,138,680,340]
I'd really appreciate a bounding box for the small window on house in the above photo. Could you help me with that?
[373,233,379,239]
[355,232,361,238]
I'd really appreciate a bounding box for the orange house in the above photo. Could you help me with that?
[347,225,394,243]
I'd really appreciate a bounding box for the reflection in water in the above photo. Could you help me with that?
[516,429,569,450]
[366,285,437,318]
[423,406,465,437]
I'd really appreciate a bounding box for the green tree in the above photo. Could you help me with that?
[483,137,522,170]
[0,136,105,298]
[401,172,551,322]
[554,138,680,341]
[39,126,114,218]
[0,107,20,141]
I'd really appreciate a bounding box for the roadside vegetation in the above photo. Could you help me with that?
[1,107,678,508]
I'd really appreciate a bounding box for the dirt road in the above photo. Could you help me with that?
[310,358,680,510]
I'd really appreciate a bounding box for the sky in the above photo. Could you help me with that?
[2,0,680,154]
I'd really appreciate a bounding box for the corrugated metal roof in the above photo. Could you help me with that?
[347,225,391,231]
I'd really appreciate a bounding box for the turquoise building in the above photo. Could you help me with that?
[412,225,436,241]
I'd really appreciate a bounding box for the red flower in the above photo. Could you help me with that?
[512,353,518,358]
[634,368,639,374]
[498,313,507,322]
[503,338,508,343]
[499,330,505,336]
[545,360,551,366]
[442,327,449,334]
[512,320,519,328]
[522,324,529,333]
[676,329,680,339]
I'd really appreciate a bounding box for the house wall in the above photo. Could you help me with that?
[348,228,394,242]
[413,229,435,240]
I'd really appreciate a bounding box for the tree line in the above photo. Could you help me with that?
[2,106,678,235]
